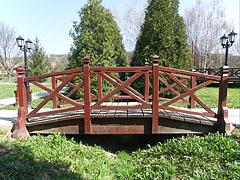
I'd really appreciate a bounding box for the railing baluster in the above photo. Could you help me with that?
[51,70,59,109]
[145,62,149,102]
[83,56,92,134]
[189,69,196,109]
[152,55,159,134]
[98,62,102,101]
[217,66,229,132]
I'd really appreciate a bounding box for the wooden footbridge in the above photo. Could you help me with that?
[12,55,230,138]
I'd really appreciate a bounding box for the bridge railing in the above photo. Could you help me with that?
[12,55,229,138]
[195,67,239,82]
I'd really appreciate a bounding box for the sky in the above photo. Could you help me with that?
[0,0,239,54]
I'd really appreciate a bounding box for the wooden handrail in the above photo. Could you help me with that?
[13,55,230,138]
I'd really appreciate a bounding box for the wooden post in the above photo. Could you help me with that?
[83,56,92,134]
[14,67,32,107]
[217,66,229,133]
[51,70,59,109]
[145,62,149,102]
[14,89,19,106]
[97,62,102,101]
[152,55,159,134]
[12,66,30,139]
[188,69,196,109]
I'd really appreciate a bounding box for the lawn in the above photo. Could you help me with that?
[0,129,239,179]
[195,86,240,109]
[1,84,239,110]
[0,83,52,100]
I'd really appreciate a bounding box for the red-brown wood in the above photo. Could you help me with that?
[83,56,92,134]
[51,70,59,109]
[12,67,29,139]
[196,67,239,82]
[217,66,229,132]
[97,62,102,101]
[13,55,230,138]
[159,66,221,81]
[105,72,145,99]
[95,71,146,105]
[145,62,150,102]
[189,69,196,109]
[152,55,159,134]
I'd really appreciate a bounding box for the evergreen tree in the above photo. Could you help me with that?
[28,37,51,82]
[131,0,193,95]
[68,0,127,97]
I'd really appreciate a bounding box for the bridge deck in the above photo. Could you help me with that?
[26,102,217,135]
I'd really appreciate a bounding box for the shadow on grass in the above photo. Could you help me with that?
[0,142,83,180]
[68,134,183,153]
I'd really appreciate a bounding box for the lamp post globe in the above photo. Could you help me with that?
[228,30,237,45]
[220,31,237,66]
[16,35,33,108]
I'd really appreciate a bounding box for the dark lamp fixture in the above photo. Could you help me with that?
[25,39,33,50]
[16,35,24,48]
[220,30,238,66]
[228,30,237,44]
[15,35,33,108]
[220,34,228,47]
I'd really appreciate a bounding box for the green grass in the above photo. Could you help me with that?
[0,130,239,179]
[195,86,240,109]
[0,83,52,100]
[0,85,239,110]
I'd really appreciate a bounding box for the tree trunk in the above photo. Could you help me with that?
[7,70,11,82]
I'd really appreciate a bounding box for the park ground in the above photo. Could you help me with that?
[0,79,239,179]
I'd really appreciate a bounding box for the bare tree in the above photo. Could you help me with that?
[0,22,21,81]
[184,0,231,69]
[122,0,146,52]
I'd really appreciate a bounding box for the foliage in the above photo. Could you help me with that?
[28,37,51,83]
[131,0,193,95]
[0,131,239,179]
[67,0,127,98]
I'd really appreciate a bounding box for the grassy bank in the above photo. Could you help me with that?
[0,130,239,179]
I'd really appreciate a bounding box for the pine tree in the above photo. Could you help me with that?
[28,37,51,82]
[68,0,127,97]
[131,0,193,95]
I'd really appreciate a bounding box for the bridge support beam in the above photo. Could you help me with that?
[12,67,30,139]
[152,55,159,134]
[217,66,229,133]
[83,56,92,134]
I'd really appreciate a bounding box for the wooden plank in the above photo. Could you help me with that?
[127,109,143,118]
[158,109,165,118]
[91,109,100,118]
[164,110,184,121]
[105,102,116,118]
[142,109,152,118]
[27,110,84,126]
[115,102,128,118]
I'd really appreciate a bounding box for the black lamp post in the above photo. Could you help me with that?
[16,35,33,108]
[220,30,237,66]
